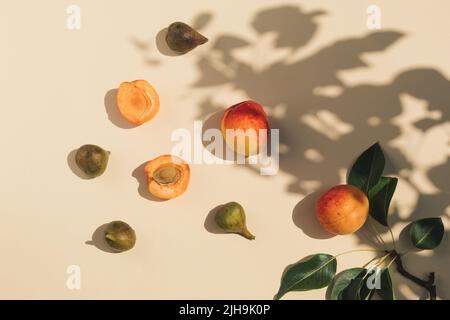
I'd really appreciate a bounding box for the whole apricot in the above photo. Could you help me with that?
[316,185,369,235]
[221,100,269,156]
[144,155,190,200]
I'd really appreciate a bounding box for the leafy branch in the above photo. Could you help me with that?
[275,142,445,300]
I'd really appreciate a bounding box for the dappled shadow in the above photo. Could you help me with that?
[190,5,450,299]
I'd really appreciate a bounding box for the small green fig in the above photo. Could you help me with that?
[104,221,136,252]
[215,202,255,240]
[75,144,110,178]
[166,21,208,54]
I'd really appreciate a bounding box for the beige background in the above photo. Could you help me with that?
[1,0,449,299]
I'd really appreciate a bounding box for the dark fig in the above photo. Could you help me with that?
[75,144,110,178]
[104,221,136,252]
[215,202,255,240]
[166,21,208,54]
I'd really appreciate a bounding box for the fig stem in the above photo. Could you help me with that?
[239,227,255,240]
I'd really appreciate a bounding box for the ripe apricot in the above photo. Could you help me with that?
[220,100,269,156]
[144,155,190,200]
[116,80,160,125]
[316,185,369,235]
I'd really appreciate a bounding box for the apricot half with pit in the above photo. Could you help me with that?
[144,155,190,200]
[316,184,369,235]
[116,80,160,125]
[221,100,269,156]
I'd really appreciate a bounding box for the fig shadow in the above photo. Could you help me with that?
[132,161,168,202]
[104,88,138,129]
[67,148,92,180]
[155,28,183,57]
[292,188,335,240]
[203,204,228,234]
[85,223,119,254]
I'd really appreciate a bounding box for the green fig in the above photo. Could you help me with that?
[215,202,255,240]
[75,144,110,178]
[104,221,136,252]
[166,21,208,54]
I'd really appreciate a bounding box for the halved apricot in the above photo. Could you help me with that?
[144,155,190,200]
[116,80,160,125]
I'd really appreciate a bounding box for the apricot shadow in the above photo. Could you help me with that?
[201,108,238,162]
[85,223,118,254]
[67,148,92,180]
[104,88,138,129]
[292,189,335,240]
[155,28,183,57]
[131,161,168,202]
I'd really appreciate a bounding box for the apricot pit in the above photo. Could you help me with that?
[144,155,190,199]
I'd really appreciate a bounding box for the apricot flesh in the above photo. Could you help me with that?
[220,100,269,156]
[316,185,369,235]
[144,155,190,200]
[116,80,160,125]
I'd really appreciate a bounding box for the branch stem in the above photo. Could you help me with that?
[393,251,437,300]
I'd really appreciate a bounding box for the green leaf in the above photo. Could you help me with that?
[408,217,444,250]
[275,254,337,299]
[348,142,385,194]
[327,268,364,300]
[368,177,398,226]
[341,269,376,300]
[341,269,367,300]
[377,268,395,300]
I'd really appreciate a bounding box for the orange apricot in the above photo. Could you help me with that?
[316,184,369,235]
[221,100,269,156]
[116,80,160,125]
[144,155,190,200]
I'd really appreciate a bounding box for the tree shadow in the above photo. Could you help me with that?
[190,5,450,299]
[104,88,138,129]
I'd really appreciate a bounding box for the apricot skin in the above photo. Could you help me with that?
[116,80,160,125]
[316,185,369,235]
[144,155,190,200]
[220,101,269,156]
